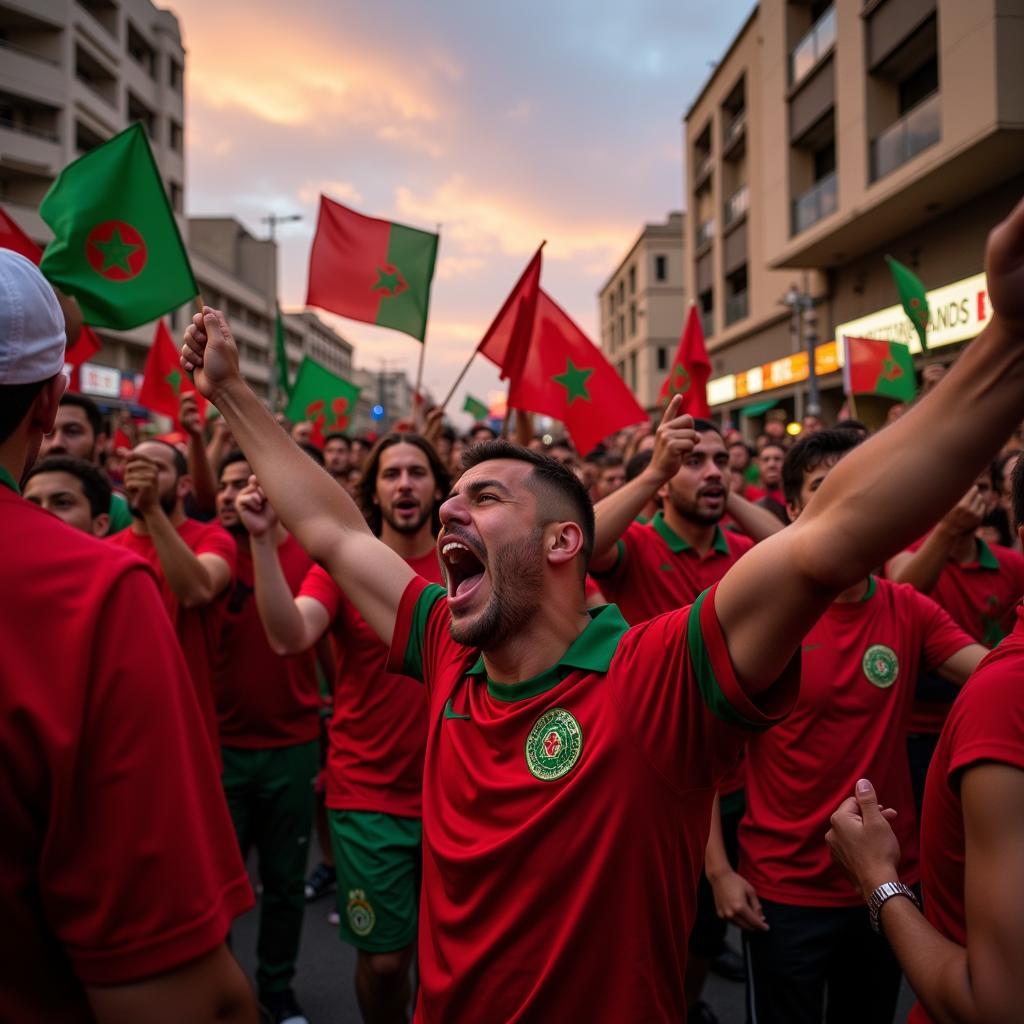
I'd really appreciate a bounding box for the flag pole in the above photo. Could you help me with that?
[438,348,477,414]
[413,339,427,431]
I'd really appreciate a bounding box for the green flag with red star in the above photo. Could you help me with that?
[509,290,646,454]
[285,357,362,447]
[841,336,916,402]
[38,123,197,330]
[305,194,438,342]
[657,303,711,416]
[885,255,929,350]
[139,319,207,424]
[463,394,490,421]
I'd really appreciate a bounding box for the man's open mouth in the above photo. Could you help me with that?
[439,536,487,602]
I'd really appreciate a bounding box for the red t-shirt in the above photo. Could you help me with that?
[591,512,755,626]
[213,534,321,748]
[0,488,252,1020]
[909,607,1024,1024]
[109,519,236,759]
[300,549,441,819]
[739,577,972,907]
[901,535,1024,732]
[388,576,798,1022]
[744,483,785,505]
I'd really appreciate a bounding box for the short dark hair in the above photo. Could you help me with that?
[692,418,722,438]
[297,442,325,467]
[0,380,48,444]
[25,454,112,517]
[625,449,652,482]
[324,432,350,447]
[834,418,868,435]
[359,433,451,537]
[782,428,863,505]
[760,441,787,459]
[217,449,250,479]
[599,453,624,471]
[59,392,103,438]
[1011,456,1024,529]
[138,438,188,478]
[461,439,595,572]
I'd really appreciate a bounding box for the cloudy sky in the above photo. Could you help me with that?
[167,0,754,421]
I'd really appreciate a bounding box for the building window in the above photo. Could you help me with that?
[168,181,183,213]
[628,265,636,295]
[629,303,637,338]
[126,21,157,80]
[617,314,624,346]
[725,265,749,326]
[608,293,616,316]
[657,347,668,372]
[699,288,714,338]
[169,119,183,153]
[169,59,182,92]
[628,352,637,391]
[654,254,667,282]
[618,280,625,305]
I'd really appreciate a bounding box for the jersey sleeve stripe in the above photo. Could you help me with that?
[388,579,446,682]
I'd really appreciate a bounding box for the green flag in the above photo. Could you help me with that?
[462,394,490,421]
[274,309,291,399]
[885,255,929,350]
[39,123,197,330]
[285,357,361,446]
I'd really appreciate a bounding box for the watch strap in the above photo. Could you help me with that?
[867,880,919,933]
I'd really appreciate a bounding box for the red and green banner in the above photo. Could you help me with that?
[463,394,490,421]
[477,244,543,382]
[38,123,197,330]
[510,290,646,454]
[306,194,438,342]
[885,255,929,350]
[842,336,916,402]
[139,320,206,422]
[285,357,362,447]
[657,303,711,417]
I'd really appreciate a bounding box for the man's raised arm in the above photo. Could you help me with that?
[716,196,1024,695]
[181,309,414,646]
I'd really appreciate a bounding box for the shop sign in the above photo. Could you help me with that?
[79,362,120,398]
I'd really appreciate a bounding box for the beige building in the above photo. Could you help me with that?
[598,211,686,411]
[685,0,1024,429]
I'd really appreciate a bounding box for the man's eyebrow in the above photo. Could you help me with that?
[448,478,514,500]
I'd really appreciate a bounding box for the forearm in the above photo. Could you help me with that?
[725,490,785,542]
[592,466,664,565]
[142,511,217,608]
[704,794,731,879]
[251,533,316,655]
[187,433,218,518]
[887,529,957,592]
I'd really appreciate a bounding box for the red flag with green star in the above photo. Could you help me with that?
[841,336,916,402]
[38,123,197,330]
[284,357,362,448]
[509,291,646,454]
[138,319,206,423]
[657,303,711,417]
[305,195,438,342]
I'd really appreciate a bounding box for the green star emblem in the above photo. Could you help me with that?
[94,227,139,274]
[552,358,593,405]
[372,267,401,294]
[671,362,691,393]
[165,368,182,393]
[881,357,902,380]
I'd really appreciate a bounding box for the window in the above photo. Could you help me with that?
[617,314,624,346]
[169,119,183,153]
[168,181,183,213]
[628,265,636,295]
[899,58,938,115]
[629,303,637,338]
[629,352,637,391]
[657,347,668,372]
[654,254,667,281]
[618,280,625,305]
[169,59,182,92]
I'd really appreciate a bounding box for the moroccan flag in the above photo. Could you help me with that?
[509,291,646,454]
[463,394,490,421]
[113,427,133,452]
[0,205,43,262]
[139,320,206,422]
[285,357,361,447]
[885,255,929,350]
[842,336,916,402]
[66,324,102,370]
[477,244,544,382]
[274,308,291,399]
[657,304,711,417]
[306,195,437,342]
[38,123,197,330]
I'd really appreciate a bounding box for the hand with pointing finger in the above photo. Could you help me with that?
[649,394,699,485]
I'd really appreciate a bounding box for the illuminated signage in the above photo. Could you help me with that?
[79,362,121,398]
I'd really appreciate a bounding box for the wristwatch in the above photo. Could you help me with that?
[867,881,920,933]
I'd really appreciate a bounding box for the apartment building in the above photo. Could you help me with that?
[598,211,687,411]
[685,0,1024,428]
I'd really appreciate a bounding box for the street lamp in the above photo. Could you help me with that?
[781,285,821,418]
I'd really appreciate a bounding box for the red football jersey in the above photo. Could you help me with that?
[109,519,236,759]
[739,577,972,907]
[300,549,441,819]
[388,576,798,1022]
[902,535,1024,732]
[592,512,755,625]
[213,534,321,748]
[0,488,252,1020]
[909,606,1024,1024]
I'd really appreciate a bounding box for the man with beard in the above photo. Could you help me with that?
[24,454,111,536]
[212,451,321,1024]
[323,431,351,483]
[244,434,447,1024]
[180,197,1024,1022]
[108,439,235,761]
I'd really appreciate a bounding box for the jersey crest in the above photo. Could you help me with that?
[862,644,899,689]
[525,707,583,781]
[346,889,376,936]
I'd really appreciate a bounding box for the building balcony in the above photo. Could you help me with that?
[723,184,749,229]
[870,92,941,183]
[700,310,714,339]
[0,120,61,172]
[791,171,837,236]
[725,292,749,326]
[722,110,746,158]
[695,218,716,251]
[790,5,836,88]
[693,153,713,192]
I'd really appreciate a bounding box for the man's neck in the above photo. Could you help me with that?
[483,597,591,684]
[662,505,720,554]
[0,431,29,492]
[381,522,436,560]
[834,577,870,604]
[131,504,186,536]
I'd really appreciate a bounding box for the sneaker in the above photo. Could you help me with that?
[304,862,335,902]
[327,909,340,926]
[710,943,746,982]
[260,988,309,1024]
[688,1001,721,1024]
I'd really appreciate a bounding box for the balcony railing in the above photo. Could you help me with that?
[0,117,59,144]
[723,185,749,228]
[724,109,746,148]
[791,171,837,235]
[870,93,941,182]
[790,5,836,86]
[726,292,749,326]
[695,219,716,249]
[0,37,61,67]
[694,153,713,188]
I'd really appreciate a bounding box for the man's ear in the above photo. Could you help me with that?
[91,512,111,538]
[786,499,801,523]
[177,472,193,500]
[545,521,585,567]
[32,373,67,435]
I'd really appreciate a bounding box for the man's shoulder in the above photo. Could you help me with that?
[180,516,234,551]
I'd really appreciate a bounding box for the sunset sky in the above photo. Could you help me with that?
[167,0,754,420]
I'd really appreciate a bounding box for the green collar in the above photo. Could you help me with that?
[652,510,729,556]
[861,575,877,601]
[975,538,1000,571]
[467,603,630,702]
[0,465,20,495]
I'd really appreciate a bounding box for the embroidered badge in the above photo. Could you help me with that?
[862,644,899,689]
[525,707,583,781]
[346,889,376,936]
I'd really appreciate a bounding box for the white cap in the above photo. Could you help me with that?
[0,249,66,385]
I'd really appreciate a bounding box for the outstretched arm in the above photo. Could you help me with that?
[715,198,1024,695]
[181,310,414,646]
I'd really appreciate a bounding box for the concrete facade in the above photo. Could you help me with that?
[598,211,686,411]
[685,0,1024,429]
